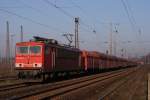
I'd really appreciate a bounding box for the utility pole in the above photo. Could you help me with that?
[21,25,23,42]
[124,48,127,58]
[121,48,124,58]
[10,34,15,58]
[0,48,1,63]
[75,17,79,48]
[10,34,15,72]
[6,21,10,62]
[109,23,113,56]
[109,22,119,56]
[113,25,119,56]
[113,31,116,56]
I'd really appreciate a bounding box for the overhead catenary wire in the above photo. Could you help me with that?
[124,0,141,35]
[121,0,137,32]
[18,0,94,34]
[43,0,96,34]
[17,0,53,18]
[69,0,98,33]
[43,0,74,18]
[69,0,96,23]
[125,0,137,26]
[80,19,96,33]
[121,0,143,58]
[69,0,125,38]
[0,8,66,34]
[69,0,110,28]
[0,6,28,8]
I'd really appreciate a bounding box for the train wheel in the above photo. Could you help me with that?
[42,73,46,81]
[18,72,24,79]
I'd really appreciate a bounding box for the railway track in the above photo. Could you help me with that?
[98,69,140,100]
[0,76,17,82]
[0,81,42,99]
[0,67,138,100]
[0,81,40,92]
[25,67,137,100]
[99,65,147,100]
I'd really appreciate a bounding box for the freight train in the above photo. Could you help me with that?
[15,36,137,80]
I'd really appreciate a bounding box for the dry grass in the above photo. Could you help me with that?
[0,59,16,77]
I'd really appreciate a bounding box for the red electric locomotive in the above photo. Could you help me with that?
[15,36,82,79]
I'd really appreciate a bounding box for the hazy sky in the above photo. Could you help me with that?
[0,0,150,58]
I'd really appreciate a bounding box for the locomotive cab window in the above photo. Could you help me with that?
[30,46,41,54]
[16,46,28,54]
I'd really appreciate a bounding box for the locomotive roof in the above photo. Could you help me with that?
[50,43,81,52]
[16,42,80,51]
[16,39,80,53]
[16,41,44,45]
[33,36,80,52]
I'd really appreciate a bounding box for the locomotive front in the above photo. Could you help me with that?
[15,42,44,78]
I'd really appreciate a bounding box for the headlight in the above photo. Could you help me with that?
[15,63,23,67]
[33,63,42,67]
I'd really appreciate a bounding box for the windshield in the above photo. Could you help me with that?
[16,46,41,54]
[17,46,28,54]
[30,46,41,54]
